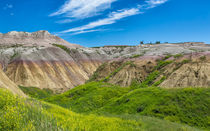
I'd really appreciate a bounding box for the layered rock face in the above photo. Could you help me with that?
[88,44,210,88]
[0,65,26,97]
[160,52,210,88]
[0,31,104,93]
[1,30,210,95]
[0,46,108,93]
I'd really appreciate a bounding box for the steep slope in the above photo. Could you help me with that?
[3,46,106,92]
[161,52,210,88]
[89,52,210,88]
[0,31,108,92]
[0,65,26,96]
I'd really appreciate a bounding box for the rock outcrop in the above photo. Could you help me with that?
[89,52,210,88]
[0,30,81,48]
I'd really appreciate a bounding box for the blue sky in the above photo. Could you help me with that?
[0,0,210,47]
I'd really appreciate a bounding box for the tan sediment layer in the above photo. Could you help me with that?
[0,64,26,97]
[6,60,102,93]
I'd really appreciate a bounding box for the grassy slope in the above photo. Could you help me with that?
[19,86,54,99]
[98,87,210,129]
[44,82,210,130]
[44,82,131,113]
[0,89,199,131]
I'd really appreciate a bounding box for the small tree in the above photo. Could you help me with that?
[156,41,161,44]
[140,41,144,45]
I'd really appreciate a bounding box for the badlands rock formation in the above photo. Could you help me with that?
[89,44,210,88]
[1,30,210,95]
[0,65,26,96]
[0,30,81,48]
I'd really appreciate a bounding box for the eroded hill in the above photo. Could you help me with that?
[1,31,210,94]
[89,52,210,88]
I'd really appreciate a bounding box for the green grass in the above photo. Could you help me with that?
[19,86,54,99]
[0,89,61,131]
[174,54,183,58]
[44,82,131,113]
[130,54,143,58]
[44,82,210,130]
[52,43,71,54]
[98,87,210,129]
[0,88,200,131]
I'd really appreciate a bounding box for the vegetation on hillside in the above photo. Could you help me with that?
[0,89,200,131]
[44,82,210,130]
[52,43,71,54]
[98,87,210,129]
[44,82,131,113]
[103,61,133,82]
[19,86,54,99]
[12,53,210,130]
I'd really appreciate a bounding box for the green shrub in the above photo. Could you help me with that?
[181,59,191,64]
[174,54,183,58]
[200,56,206,61]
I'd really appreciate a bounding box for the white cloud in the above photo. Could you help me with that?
[54,0,169,35]
[3,4,13,10]
[60,8,140,34]
[146,0,168,8]
[50,0,116,19]
[72,29,107,35]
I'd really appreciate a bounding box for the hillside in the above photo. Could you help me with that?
[0,88,201,131]
[1,32,210,93]
[0,65,26,96]
[43,82,210,129]
[89,52,210,88]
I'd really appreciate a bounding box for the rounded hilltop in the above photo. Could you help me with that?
[0,30,81,48]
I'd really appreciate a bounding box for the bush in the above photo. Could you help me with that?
[200,56,206,61]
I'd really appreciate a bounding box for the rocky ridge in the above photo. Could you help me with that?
[0,30,81,48]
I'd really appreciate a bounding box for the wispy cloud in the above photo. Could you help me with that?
[72,29,108,35]
[3,4,13,10]
[54,0,168,35]
[50,0,116,19]
[146,0,168,8]
[60,8,140,34]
